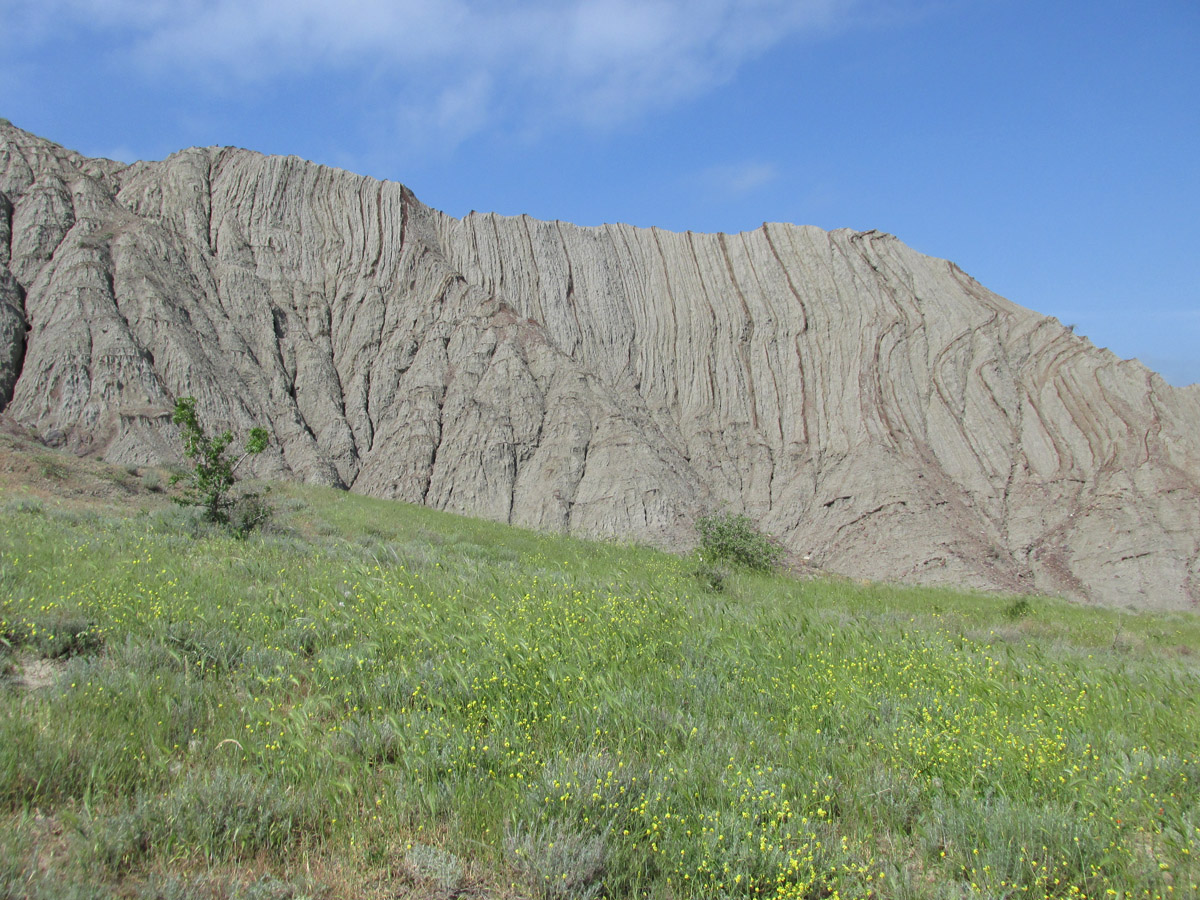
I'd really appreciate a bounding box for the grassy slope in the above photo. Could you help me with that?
[0,437,1198,899]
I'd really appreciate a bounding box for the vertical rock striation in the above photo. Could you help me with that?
[1,120,1197,608]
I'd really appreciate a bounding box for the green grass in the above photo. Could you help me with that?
[0,479,1197,899]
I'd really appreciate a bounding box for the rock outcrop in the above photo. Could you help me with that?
[2,119,1197,608]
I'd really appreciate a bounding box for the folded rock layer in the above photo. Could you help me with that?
[2,120,1197,608]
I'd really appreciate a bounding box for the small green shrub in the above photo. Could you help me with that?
[228,488,274,538]
[1,618,102,660]
[695,512,784,572]
[163,622,245,674]
[96,466,136,490]
[693,561,731,593]
[35,456,69,481]
[1004,597,1033,620]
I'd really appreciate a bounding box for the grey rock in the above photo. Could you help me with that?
[0,189,12,267]
[0,266,24,412]
[0,190,22,411]
[1,119,1197,609]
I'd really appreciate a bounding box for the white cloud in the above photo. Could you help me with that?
[3,0,889,148]
[130,0,473,78]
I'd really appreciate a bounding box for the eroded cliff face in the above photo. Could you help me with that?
[2,120,1197,608]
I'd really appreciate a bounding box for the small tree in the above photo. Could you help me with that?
[695,511,784,572]
[170,397,270,535]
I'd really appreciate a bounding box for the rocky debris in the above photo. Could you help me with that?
[1,119,1197,608]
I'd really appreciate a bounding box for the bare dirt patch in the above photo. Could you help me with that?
[3,653,66,691]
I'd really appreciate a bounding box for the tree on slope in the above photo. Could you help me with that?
[170,396,270,535]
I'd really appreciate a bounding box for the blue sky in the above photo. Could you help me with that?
[3,0,1198,384]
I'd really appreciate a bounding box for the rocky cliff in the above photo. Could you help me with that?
[2,120,1197,608]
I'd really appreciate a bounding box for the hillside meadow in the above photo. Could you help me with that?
[1,437,1198,899]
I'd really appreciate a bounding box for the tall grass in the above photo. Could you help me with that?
[0,482,1197,898]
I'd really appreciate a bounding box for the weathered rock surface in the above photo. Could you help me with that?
[1,119,1197,608]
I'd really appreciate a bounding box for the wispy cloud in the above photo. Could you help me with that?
[702,161,780,196]
[6,0,879,150]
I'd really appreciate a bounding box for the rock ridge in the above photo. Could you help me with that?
[1,119,1197,608]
